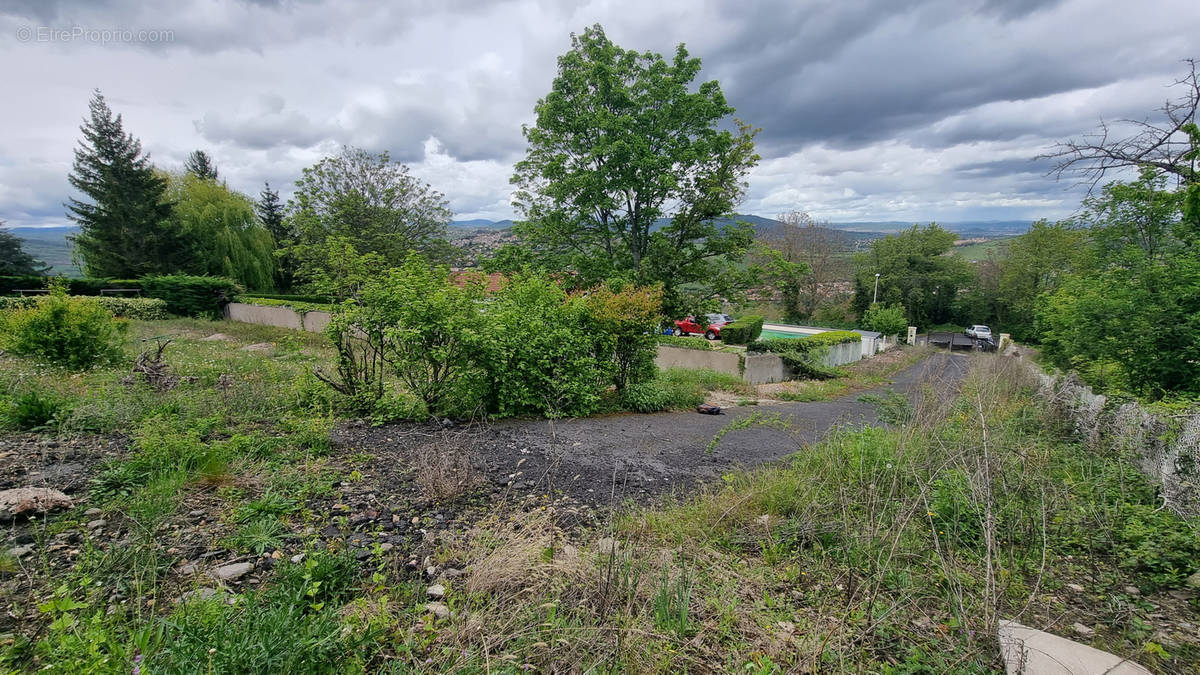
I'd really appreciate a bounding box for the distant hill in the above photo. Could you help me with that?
[449,219,515,230]
[6,226,79,276]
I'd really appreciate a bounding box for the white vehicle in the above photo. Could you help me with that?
[965,325,992,340]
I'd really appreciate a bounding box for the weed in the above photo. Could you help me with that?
[228,518,286,555]
[1,390,67,430]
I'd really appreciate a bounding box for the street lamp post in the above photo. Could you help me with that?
[872,273,880,304]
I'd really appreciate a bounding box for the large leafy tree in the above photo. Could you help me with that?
[284,147,454,287]
[852,224,973,328]
[0,223,50,276]
[162,171,276,290]
[67,90,182,277]
[511,24,760,315]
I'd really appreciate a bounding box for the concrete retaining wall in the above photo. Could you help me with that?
[654,345,741,376]
[224,302,331,334]
[654,340,864,384]
[225,302,303,330]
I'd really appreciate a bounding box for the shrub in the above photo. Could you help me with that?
[235,296,333,314]
[0,295,167,319]
[581,283,663,390]
[718,315,763,345]
[479,275,610,417]
[93,297,168,320]
[620,381,677,413]
[746,331,859,380]
[1,391,67,430]
[862,302,907,336]
[657,335,712,350]
[0,276,140,296]
[140,275,241,318]
[0,290,127,369]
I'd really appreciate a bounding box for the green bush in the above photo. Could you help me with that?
[0,292,127,369]
[0,295,168,319]
[235,296,333,314]
[0,276,140,296]
[718,315,763,345]
[236,293,334,304]
[657,335,712,350]
[861,302,908,336]
[140,275,241,318]
[619,381,677,413]
[746,331,859,380]
[1,391,67,430]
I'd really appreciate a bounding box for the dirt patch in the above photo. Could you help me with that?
[336,353,970,509]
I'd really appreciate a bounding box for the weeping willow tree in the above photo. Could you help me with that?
[161,171,276,290]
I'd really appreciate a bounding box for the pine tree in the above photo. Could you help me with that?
[257,181,296,290]
[66,90,181,278]
[185,150,219,181]
[0,222,50,276]
[256,181,286,242]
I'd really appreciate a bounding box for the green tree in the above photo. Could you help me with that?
[0,224,50,276]
[284,147,454,282]
[758,212,848,321]
[852,224,973,328]
[511,24,760,316]
[184,150,219,181]
[67,90,182,277]
[861,303,907,336]
[257,181,296,290]
[162,171,276,290]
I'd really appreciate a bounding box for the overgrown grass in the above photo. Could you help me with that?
[399,356,1200,672]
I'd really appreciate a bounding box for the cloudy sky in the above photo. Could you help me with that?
[1,0,1198,228]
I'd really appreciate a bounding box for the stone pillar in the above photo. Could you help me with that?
[906,326,917,345]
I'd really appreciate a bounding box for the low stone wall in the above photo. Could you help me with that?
[825,341,864,367]
[1036,368,1199,517]
[224,302,331,334]
[742,353,787,384]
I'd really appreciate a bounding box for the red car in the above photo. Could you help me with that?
[674,313,734,340]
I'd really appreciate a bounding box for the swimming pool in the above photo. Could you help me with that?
[759,324,825,340]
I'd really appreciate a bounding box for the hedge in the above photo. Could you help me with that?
[0,276,140,296]
[746,330,861,380]
[235,293,335,304]
[656,335,714,351]
[719,315,764,345]
[0,295,168,320]
[140,275,241,318]
[235,296,334,314]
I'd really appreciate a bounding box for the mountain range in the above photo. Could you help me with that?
[5,216,1034,276]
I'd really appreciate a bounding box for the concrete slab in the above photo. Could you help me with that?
[998,619,1151,675]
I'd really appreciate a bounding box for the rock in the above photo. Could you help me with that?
[1186,570,1200,589]
[84,508,103,517]
[211,562,254,582]
[442,568,463,579]
[1072,622,1096,638]
[354,549,371,561]
[426,565,437,579]
[241,342,273,353]
[1066,583,1085,593]
[177,564,198,575]
[378,543,394,553]
[998,619,1150,675]
[188,510,206,518]
[595,537,621,555]
[176,588,220,603]
[87,519,106,530]
[290,553,305,564]
[202,334,234,341]
[424,601,450,620]
[0,487,73,520]
[426,584,446,599]
[1123,585,1141,596]
[7,545,33,558]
